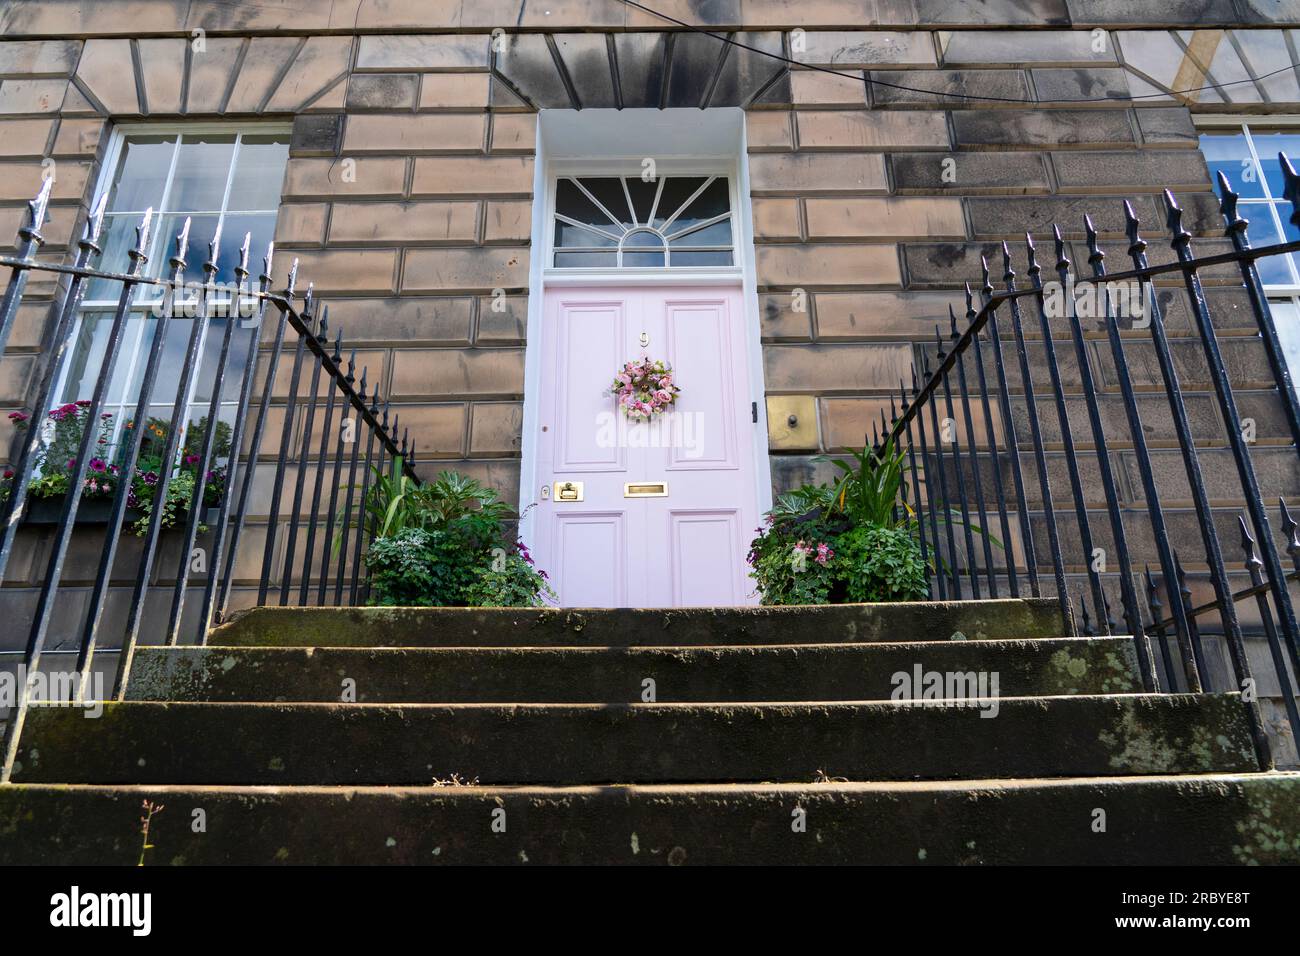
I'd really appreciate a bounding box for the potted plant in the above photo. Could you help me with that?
[747,436,932,606]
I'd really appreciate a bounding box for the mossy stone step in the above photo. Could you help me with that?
[125,637,1143,703]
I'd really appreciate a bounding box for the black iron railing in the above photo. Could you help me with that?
[0,184,415,780]
[889,157,1300,768]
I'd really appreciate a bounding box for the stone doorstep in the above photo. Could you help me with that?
[124,636,1144,703]
[206,598,1068,647]
[10,693,1258,786]
[1,774,1297,864]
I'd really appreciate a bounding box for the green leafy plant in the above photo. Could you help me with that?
[816,435,910,528]
[360,466,550,608]
[834,523,929,603]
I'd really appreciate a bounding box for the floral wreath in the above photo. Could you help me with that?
[610,356,681,421]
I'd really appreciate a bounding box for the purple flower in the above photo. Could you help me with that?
[88,458,106,473]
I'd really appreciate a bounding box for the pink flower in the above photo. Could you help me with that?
[88,458,106,473]
[7,411,29,423]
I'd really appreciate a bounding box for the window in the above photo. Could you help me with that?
[57,127,289,461]
[1200,123,1300,386]
[551,175,734,269]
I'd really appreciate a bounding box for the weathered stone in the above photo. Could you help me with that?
[870,69,1030,105]
[0,118,52,158]
[272,203,327,245]
[390,347,525,398]
[342,113,484,153]
[346,74,419,111]
[814,290,965,340]
[266,36,352,112]
[137,38,186,115]
[411,156,533,197]
[1031,67,1131,102]
[469,401,523,456]
[744,110,794,151]
[751,197,801,240]
[483,201,531,243]
[313,297,474,346]
[355,35,488,71]
[953,109,1135,149]
[790,69,866,106]
[940,30,1118,65]
[273,249,398,294]
[0,39,81,75]
[489,113,536,153]
[892,151,1050,194]
[0,78,67,114]
[49,117,103,157]
[1052,149,1212,193]
[748,152,889,194]
[476,294,528,344]
[283,157,407,198]
[756,243,902,287]
[401,247,529,292]
[797,110,950,150]
[224,37,301,113]
[763,343,912,391]
[290,114,344,157]
[796,31,936,68]
[966,195,1164,239]
[759,292,813,341]
[805,197,966,240]
[419,73,491,110]
[328,201,479,244]
[184,37,244,114]
[1135,107,1199,147]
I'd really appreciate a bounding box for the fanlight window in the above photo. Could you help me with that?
[552,175,734,269]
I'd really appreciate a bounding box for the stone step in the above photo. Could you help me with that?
[125,637,1143,703]
[10,694,1257,786]
[207,599,1065,648]
[1,773,1295,864]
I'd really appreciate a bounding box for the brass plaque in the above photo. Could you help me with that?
[554,480,584,501]
[624,482,668,498]
[766,395,818,451]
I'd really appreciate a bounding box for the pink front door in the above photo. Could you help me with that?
[533,285,761,607]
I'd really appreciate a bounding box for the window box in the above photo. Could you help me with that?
[20,495,217,528]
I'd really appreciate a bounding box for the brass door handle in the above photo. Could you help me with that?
[554,481,584,501]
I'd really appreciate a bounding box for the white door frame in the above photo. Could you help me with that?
[518,108,772,552]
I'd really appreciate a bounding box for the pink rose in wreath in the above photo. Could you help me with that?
[609,356,681,421]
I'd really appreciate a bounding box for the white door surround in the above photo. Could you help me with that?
[519,108,772,605]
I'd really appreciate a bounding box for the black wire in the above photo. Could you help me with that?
[617,0,1299,105]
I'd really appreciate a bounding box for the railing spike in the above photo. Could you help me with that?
[1216,170,1243,227]
[1123,199,1144,255]
[87,191,109,246]
[980,254,992,292]
[357,366,368,401]
[1280,497,1300,571]
[346,348,357,384]
[317,306,329,341]
[1051,224,1068,271]
[1083,214,1103,265]
[206,219,223,272]
[934,324,946,360]
[18,176,54,244]
[1237,512,1263,570]
[1279,152,1300,229]
[898,379,909,414]
[262,240,275,279]
[1000,240,1014,280]
[287,260,301,299]
[332,328,343,361]
[963,281,974,317]
[1024,232,1041,278]
[948,303,960,341]
[171,216,192,268]
[236,231,252,279]
[1163,189,1189,245]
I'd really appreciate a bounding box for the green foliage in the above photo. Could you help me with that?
[816,435,909,528]
[360,467,550,608]
[130,469,208,536]
[834,523,929,603]
[746,510,844,606]
[749,436,927,606]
